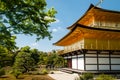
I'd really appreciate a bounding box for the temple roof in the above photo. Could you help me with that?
[54,4,120,46]
[67,4,120,30]
[54,24,120,46]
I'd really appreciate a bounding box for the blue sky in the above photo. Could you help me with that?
[16,0,120,52]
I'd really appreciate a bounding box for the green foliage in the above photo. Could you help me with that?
[96,74,116,80]
[47,53,57,66]
[38,52,48,65]
[0,34,17,51]
[20,46,31,52]
[0,68,5,76]
[41,68,48,75]
[13,47,36,73]
[79,73,94,80]
[12,69,22,78]
[38,50,64,69]
[0,0,57,41]
[0,45,8,53]
[47,52,64,68]
[54,55,64,68]
[0,53,14,67]
[31,49,40,64]
[20,46,40,65]
[0,46,15,67]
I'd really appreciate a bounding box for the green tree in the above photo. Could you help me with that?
[0,68,5,76]
[31,48,40,64]
[39,52,48,65]
[47,51,64,69]
[20,46,31,52]
[13,47,35,73]
[20,47,40,64]
[47,53,56,68]
[0,46,14,67]
[0,34,17,51]
[0,0,57,40]
[53,55,64,68]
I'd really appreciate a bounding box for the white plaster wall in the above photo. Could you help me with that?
[72,58,77,69]
[111,58,120,64]
[86,65,97,70]
[99,65,110,70]
[86,58,97,64]
[78,58,84,70]
[99,58,109,64]
[111,65,120,70]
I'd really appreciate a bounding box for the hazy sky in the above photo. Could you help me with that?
[16,0,120,52]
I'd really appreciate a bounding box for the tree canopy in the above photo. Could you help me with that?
[13,46,35,73]
[0,46,15,67]
[0,0,57,43]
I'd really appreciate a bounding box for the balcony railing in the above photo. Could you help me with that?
[64,45,84,53]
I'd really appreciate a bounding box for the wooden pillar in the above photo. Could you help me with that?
[63,56,65,67]
[71,53,72,68]
[66,56,68,68]
[97,51,100,71]
[109,51,112,71]
[83,50,86,70]
[77,54,78,69]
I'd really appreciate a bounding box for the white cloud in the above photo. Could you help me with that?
[52,28,58,32]
[51,26,62,33]
[54,18,60,23]
[32,43,37,46]
[31,42,39,48]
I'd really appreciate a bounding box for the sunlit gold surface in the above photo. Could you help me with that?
[54,4,120,53]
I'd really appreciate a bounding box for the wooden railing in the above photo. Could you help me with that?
[64,45,84,53]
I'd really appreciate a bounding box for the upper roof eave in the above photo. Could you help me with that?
[53,29,73,46]
[67,4,120,30]
[67,4,94,30]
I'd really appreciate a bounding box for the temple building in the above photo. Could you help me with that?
[54,4,120,73]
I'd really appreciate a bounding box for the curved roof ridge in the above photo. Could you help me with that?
[67,4,95,30]
[76,24,120,32]
[67,4,120,30]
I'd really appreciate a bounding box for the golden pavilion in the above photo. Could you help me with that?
[54,4,120,73]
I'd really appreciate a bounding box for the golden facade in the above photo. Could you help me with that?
[54,4,120,53]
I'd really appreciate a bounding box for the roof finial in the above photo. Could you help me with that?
[96,0,104,7]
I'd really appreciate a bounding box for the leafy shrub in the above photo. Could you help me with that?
[0,68,5,76]
[76,73,94,80]
[12,69,22,78]
[41,68,48,75]
[13,51,36,73]
[96,74,116,80]
[75,77,80,80]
